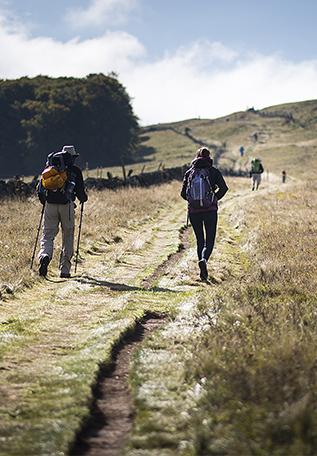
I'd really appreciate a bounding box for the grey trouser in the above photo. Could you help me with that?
[39,202,75,275]
[252,173,261,189]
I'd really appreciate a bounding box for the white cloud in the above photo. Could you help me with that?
[1,10,317,125]
[123,47,317,124]
[163,40,238,68]
[65,0,138,28]
[0,17,145,77]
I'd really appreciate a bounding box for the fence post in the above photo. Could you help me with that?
[121,159,127,182]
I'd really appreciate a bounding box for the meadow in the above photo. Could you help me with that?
[189,181,317,455]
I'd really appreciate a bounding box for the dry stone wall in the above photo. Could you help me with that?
[0,165,247,200]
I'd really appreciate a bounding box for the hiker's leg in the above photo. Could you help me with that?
[189,212,204,260]
[256,174,261,189]
[59,202,75,275]
[38,203,59,261]
[202,211,218,261]
[252,175,255,190]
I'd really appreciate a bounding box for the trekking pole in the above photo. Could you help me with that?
[30,203,45,270]
[75,203,84,273]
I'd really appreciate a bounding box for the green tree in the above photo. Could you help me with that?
[0,74,139,177]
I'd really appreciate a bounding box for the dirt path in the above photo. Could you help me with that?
[71,180,281,456]
[0,197,190,455]
[69,224,192,456]
[69,315,165,456]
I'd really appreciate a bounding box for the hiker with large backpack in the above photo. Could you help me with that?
[250,158,264,190]
[37,145,88,278]
[181,147,228,281]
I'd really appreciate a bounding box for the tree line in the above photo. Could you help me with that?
[0,73,139,178]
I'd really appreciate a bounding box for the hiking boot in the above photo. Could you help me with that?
[60,272,71,279]
[198,259,208,281]
[39,255,50,277]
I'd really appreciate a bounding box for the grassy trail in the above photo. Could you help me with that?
[0,194,191,455]
[0,177,283,456]
[125,179,273,455]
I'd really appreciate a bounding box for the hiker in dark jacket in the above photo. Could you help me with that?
[250,158,264,190]
[181,147,228,281]
[37,145,88,278]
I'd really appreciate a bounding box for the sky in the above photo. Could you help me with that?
[1,0,317,125]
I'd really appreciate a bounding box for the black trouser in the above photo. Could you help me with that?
[189,210,218,261]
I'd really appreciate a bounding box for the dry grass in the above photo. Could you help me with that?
[0,182,181,297]
[0,179,188,456]
[190,180,317,455]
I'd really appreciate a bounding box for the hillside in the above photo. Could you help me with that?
[8,98,317,182]
[89,98,317,180]
[133,98,317,178]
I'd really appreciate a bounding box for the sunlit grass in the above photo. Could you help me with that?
[190,181,317,455]
[0,182,181,297]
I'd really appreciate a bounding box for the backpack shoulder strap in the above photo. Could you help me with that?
[187,167,196,184]
[206,167,216,190]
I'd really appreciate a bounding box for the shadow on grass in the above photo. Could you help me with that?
[44,277,69,284]
[75,275,178,294]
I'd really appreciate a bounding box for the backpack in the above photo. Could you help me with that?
[251,159,262,174]
[186,168,214,209]
[41,152,68,191]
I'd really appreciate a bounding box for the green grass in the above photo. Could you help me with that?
[187,182,317,455]
[0,182,191,456]
[125,177,317,455]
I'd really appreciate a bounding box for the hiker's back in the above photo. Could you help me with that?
[251,159,264,174]
[180,146,228,281]
[37,145,88,279]
[39,150,79,204]
[186,167,214,210]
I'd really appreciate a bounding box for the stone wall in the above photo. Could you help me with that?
[0,164,247,200]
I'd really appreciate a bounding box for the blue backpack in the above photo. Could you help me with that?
[186,168,214,209]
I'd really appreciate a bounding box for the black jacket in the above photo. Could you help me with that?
[181,157,228,210]
[38,165,88,205]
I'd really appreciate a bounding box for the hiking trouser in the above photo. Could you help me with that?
[38,202,75,275]
[189,210,218,261]
[252,173,261,189]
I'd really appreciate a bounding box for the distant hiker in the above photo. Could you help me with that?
[239,146,245,157]
[250,158,264,190]
[181,147,228,281]
[282,170,286,183]
[37,145,88,278]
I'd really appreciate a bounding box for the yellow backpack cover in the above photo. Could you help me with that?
[41,166,67,190]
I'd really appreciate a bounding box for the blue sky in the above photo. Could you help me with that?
[1,0,317,124]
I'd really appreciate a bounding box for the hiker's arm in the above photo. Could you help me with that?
[75,168,88,203]
[37,180,46,205]
[214,169,228,201]
[180,173,188,200]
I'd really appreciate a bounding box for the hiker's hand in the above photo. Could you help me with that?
[80,194,88,203]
